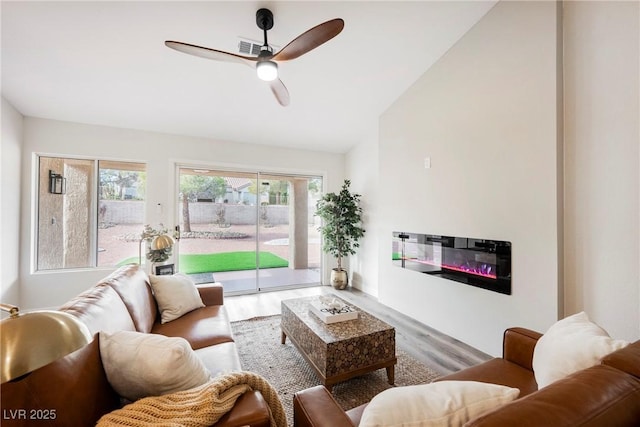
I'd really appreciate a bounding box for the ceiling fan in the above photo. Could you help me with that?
[165,9,344,107]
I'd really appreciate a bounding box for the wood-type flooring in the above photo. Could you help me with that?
[224,285,491,376]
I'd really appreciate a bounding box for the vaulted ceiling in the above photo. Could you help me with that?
[1,1,496,153]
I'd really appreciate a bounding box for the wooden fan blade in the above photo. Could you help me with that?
[165,41,257,67]
[269,78,290,107]
[272,18,344,62]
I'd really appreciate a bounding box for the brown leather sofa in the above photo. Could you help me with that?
[293,327,640,427]
[1,264,271,427]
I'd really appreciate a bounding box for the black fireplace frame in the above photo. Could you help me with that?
[392,232,512,295]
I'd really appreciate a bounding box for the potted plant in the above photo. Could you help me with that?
[315,180,365,289]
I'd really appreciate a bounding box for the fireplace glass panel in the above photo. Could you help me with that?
[392,232,511,295]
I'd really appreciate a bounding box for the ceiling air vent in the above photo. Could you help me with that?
[237,37,279,57]
[238,38,262,56]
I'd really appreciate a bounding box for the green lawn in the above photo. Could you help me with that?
[118,251,288,274]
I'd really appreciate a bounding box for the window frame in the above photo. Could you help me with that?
[33,153,147,272]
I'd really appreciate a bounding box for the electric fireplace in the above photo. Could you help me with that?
[392,232,511,295]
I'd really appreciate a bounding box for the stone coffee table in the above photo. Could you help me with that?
[280,295,396,391]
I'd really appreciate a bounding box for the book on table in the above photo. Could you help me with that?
[309,300,358,324]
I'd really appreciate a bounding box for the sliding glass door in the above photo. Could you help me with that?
[176,167,321,293]
[255,174,322,291]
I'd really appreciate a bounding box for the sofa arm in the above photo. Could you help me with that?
[215,390,271,427]
[502,327,542,371]
[293,386,355,427]
[196,283,224,306]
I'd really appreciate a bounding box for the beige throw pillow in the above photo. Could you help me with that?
[99,330,210,401]
[149,273,205,324]
[532,311,629,388]
[359,381,520,427]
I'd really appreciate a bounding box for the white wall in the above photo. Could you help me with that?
[348,0,640,354]
[350,1,562,356]
[1,97,23,307]
[345,125,380,297]
[563,1,640,341]
[19,117,345,309]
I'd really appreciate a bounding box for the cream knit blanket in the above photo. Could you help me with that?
[96,371,287,427]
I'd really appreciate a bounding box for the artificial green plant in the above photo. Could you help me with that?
[315,180,365,271]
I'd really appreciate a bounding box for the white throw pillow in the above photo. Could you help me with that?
[99,331,210,401]
[359,381,520,427]
[149,273,205,323]
[532,311,629,388]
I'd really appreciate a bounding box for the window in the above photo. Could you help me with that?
[36,156,146,271]
[97,161,146,267]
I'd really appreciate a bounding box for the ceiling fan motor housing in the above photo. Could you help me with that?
[258,45,274,59]
[256,8,274,31]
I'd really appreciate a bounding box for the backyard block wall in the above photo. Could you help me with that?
[99,201,292,226]
[99,200,144,224]
[184,203,290,226]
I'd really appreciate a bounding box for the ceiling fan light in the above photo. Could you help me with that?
[256,60,278,81]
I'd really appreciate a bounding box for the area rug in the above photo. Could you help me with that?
[231,315,441,426]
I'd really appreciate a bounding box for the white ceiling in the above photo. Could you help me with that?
[1,1,496,153]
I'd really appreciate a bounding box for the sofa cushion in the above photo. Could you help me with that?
[359,381,519,427]
[60,283,136,335]
[102,264,158,333]
[601,340,640,379]
[532,312,629,388]
[151,304,234,350]
[99,331,211,401]
[466,365,640,427]
[194,342,243,376]
[437,358,539,397]
[149,273,205,323]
